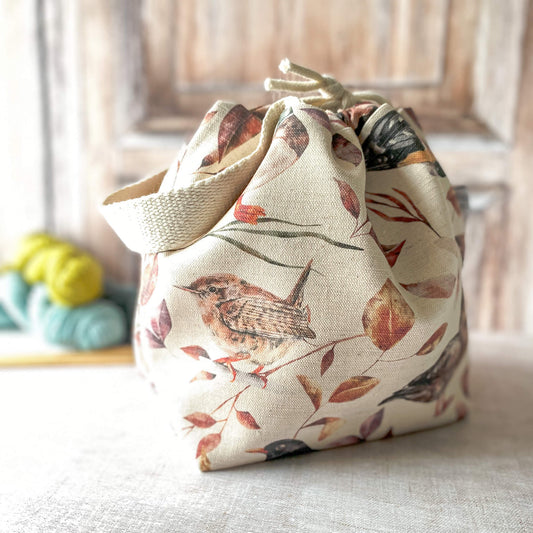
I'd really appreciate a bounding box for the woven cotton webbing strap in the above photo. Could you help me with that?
[101,163,262,254]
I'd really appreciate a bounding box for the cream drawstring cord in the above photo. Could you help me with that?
[264,58,390,110]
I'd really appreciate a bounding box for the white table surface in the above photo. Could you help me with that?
[1,332,532,533]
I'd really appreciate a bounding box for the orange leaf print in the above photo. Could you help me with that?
[233,195,266,224]
[196,433,221,458]
[297,375,322,410]
[362,279,415,351]
[416,323,448,355]
[181,345,209,360]
[329,376,379,403]
[236,410,261,430]
[184,412,217,428]
[320,347,335,376]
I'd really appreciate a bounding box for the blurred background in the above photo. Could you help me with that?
[1,0,532,334]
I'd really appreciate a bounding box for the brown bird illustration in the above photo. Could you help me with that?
[178,260,316,383]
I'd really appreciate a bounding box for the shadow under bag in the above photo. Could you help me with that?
[101,60,469,471]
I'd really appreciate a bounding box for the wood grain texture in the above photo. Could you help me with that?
[0,0,47,262]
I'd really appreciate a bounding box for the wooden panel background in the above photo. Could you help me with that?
[1,0,531,333]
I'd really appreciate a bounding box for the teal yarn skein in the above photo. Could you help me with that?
[0,271,31,329]
[29,284,128,350]
[0,303,17,329]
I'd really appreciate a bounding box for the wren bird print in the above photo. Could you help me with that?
[178,260,315,379]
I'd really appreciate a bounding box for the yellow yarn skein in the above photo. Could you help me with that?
[13,233,103,307]
[13,233,58,271]
[47,249,103,306]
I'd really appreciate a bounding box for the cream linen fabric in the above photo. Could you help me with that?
[102,63,468,471]
[1,334,532,532]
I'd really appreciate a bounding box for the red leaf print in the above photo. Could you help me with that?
[140,254,158,305]
[181,345,210,360]
[302,108,332,132]
[303,417,345,441]
[145,328,164,349]
[233,195,266,224]
[329,376,379,403]
[184,412,217,428]
[400,274,456,299]
[447,186,462,216]
[381,240,406,267]
[362,279,415,351]
[195,433,221,458]
[434,395,454,417]
[332,133,362,166]
[416,323,448,355]
[297,375,322,410]
[190,371,216,383]
[320,347,335,376]
[367,208,418,223]
[359,408,384,439]
[326,435,362,448]
[217,104,263,163]
[275,109,309,157]
[236,410,261,430]
[334,179,360,219]
[150,300,171,344]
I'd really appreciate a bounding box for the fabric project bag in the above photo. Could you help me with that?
[101,60,469,471]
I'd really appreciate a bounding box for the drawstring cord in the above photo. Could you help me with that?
[264,58,390,110]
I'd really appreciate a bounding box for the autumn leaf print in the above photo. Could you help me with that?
[180,345,210,360]
[334,179,360,219]
[140,254,158,305]
[332,133,363,166]
[326,435,363,448]
[249,107,309,191]
[400,274,456,299]
[184,412,217,428]
[196,433,221,458]
[362,279,415,351]
[416,323,448,355]
[320,347,335,376]
[297,375,322,410]
[145,299,172,348]
[303,417,345,441]
[366,188,440,237]
[380,240,406,267]
[233,195,266,224]
[359,408,384,439]
[301,107,332,132]
[329,376,379,403]
[200,104,263,168]
[434,395,454,417]
[338,102,378,135]
[236,410,261,430]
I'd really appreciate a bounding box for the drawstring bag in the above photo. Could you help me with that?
[101,60,469,471]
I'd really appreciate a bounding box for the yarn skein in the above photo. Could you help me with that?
[29,283,128,350]
[15,234,103,307]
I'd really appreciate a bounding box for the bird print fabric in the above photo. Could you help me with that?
[124,76,468,471]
